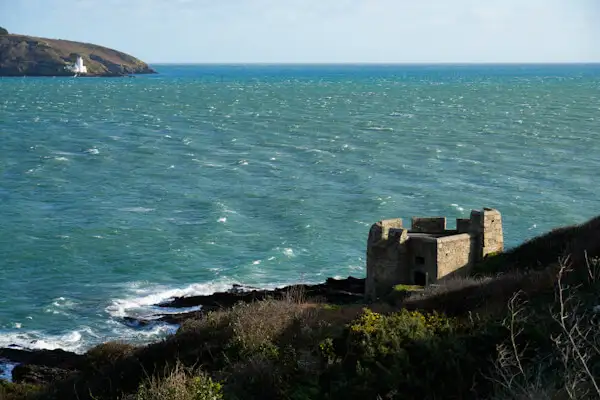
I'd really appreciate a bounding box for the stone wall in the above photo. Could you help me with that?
[468,208,504,261]
[408,235,438,285]
[365,219,407,301]
[436,234,473,280]
[481,208,504,257]
[411,217,447,233]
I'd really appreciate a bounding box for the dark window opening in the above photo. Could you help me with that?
[414,271,428,286]
[415,256,425,265]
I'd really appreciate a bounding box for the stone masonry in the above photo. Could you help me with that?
[365,208,503,300]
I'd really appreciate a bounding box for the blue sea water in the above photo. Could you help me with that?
[0,64,599,354]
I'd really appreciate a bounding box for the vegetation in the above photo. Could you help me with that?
[2,216,600,399]
[0,27,8,36]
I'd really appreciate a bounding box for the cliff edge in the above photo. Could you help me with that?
[0,32,156,77]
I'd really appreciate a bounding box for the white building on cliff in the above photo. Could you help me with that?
[65,56,88,75]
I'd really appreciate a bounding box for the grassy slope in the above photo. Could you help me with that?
[2,215,600,400]
[0,34,155,76]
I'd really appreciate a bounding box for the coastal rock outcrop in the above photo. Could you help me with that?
[0,347,83,384]
[0,277,365,384]
[0,34,156,77]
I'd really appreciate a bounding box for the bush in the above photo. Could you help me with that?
[0,27,8,36]
[318,308,499,400]
[0,381,40,399]
[490,260,600,400]
[135,362,222,400]
[226,299,305,358]
[85,341,137,371]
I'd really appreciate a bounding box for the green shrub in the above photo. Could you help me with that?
[0,381,40,399]
[0,27,8,36]
[318,308,498,400]
[85,341,137,370]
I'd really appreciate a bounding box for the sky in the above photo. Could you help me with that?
[1,0,599,63]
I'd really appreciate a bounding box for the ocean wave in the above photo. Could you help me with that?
[361,126,394,132]
[0,329,88,354]
[119,207,155,213]
[0,361,18,382]
[450,203,465,213]
[105,280,237,319]
[44,297,78,316]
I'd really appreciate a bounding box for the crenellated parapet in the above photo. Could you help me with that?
[365,208,503,301]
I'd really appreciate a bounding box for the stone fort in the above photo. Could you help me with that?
[365,208,503,300]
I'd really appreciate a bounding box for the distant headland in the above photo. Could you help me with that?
[0,27,156,77]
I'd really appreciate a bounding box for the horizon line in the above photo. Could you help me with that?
[147,61,600,66]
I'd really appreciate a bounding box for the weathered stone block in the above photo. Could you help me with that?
[411,217,446,233]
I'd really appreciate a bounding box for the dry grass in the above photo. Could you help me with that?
[134,362,222,400]
[490,257,600,400]
[476,215,600,276]
[227,299,307,353]
[402,268,558,319]
[85,341,137,370]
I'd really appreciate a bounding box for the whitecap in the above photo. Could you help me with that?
[45,297,78,316]
[85,148,99,155]
[0,329,85,353]
[389,112,414,118]
[362,126,394,132]
[119,207,155,213]
[218,217,227,223]
[252,260,261,265]
[105,280,236,320]
[354,221,371,227]
[216,202,238,215]
[450,204,465,212]
[54,157,69,162]
[283,248,295,257]
[349,265,364,272]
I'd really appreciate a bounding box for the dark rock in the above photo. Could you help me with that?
[158,276,365,309]
[117,277,364,327]
[109,277,366,327]
[12,364,72,385]
[0,348,83,370]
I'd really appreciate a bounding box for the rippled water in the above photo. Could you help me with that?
[0,64,599,353]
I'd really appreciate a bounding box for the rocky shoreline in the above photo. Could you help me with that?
[0,276,365,384]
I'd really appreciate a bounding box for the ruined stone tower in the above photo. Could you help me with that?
[365,208,503,301]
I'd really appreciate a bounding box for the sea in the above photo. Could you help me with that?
[1,64,599,364]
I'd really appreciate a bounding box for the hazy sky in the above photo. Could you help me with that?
[2,0,599,63]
